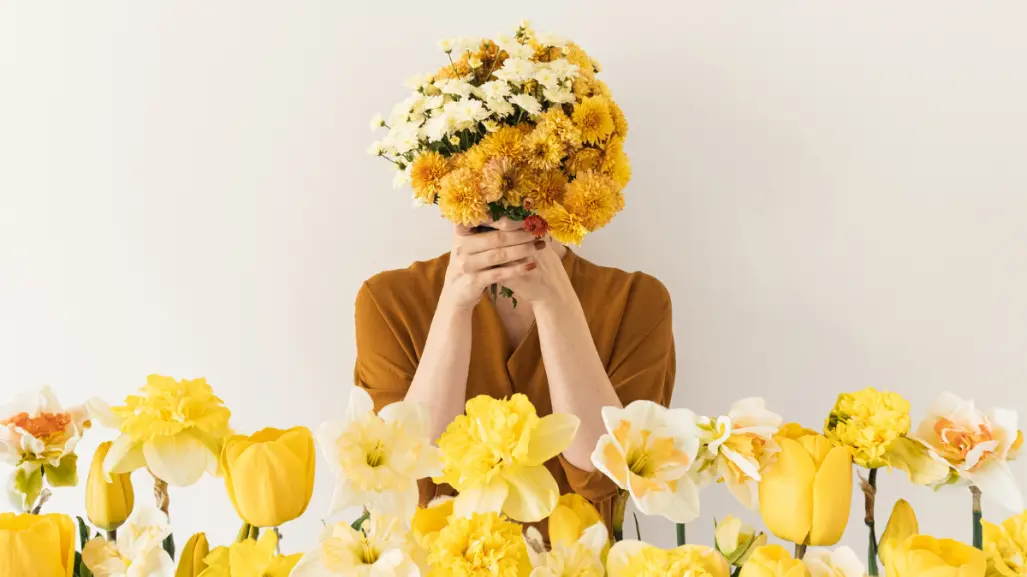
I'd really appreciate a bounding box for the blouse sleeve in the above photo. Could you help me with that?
[353,281,418,412]
[559,275,676,502]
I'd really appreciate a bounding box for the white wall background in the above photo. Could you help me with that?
[3,0,1027,558]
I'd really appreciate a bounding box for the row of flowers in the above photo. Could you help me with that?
[1,376,1025,576]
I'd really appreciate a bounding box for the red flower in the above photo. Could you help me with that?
[522,214,550,238]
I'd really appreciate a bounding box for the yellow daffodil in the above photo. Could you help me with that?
[103,375,232,487]
[220,426,315,528]
[824,388,910,469]
[738,545,810,577]
[525,522,607,577]
[86,441,135,531]
[607,540,730,577]
[913,393,1023,511]
[176,532,210,577]
[591,400,700,523]
[883,535,986,577]
[879,436,951,486]
[198,530,301,577]
[411,496,456,570]
[427,511,531,577]
[548,493,610,561]
[696,398,782,510]
[1,386,107,510]
[758,425,852,547]
[714,515,766,566]
[0,512,75,577]
[319,386,442,520]
[878,499,918,568]
[803,547,867,577]
[82,507,175,577]
[982,510,1027,576]
[291,514,419,577]
[437,394,578,523]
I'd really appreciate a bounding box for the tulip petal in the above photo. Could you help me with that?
[525,413,580,466]
[143,433,209,487]
[972,460,1024,512]
[809,446,852,546]
[103,434,146,479]
[502,464,560,522]
[454,476,508,518]
[758,437,816,545]
[606,540,650,577]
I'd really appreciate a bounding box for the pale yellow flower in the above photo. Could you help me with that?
[696,398,782,510]
[878,499,918,568]
[82,507,175,577]
[427,512,531,577]
[197,530,301,577]
[591,400,701,523]
[714,515,765,566]
[104,375,232,487]
[983,510,1027,577]
[547,493,609,560]
[803,547,867,577]
[738,545,810,577]
[291,514,419,577]
[607,541,730,577]
[525,522,606,577]
[435,394,578,523]
[824,387,911,468]
[318,386,441,520]
[884,535,985,577]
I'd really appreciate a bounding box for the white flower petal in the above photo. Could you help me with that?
[142,433,209,487]
[289,548,334,577]
[973,460,1024,511]
[103,434,146,480]
[453,477,508,518]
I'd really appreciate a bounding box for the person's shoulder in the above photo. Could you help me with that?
[573,254,671,312]
[358,253,451,307]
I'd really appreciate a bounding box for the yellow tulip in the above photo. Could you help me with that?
[85,441,135,531]
[220,426,316,527]
[758,428,853,546]
[878,499,918,568]
[176,532,210,577]
[0,512,76,577]
[714,515,766,566]
[884,535,986,577]
[738,545,811,577]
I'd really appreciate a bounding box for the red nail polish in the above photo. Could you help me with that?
[525,262,538,271]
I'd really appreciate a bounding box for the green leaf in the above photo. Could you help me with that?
[74,550,93,577]
[77,516,91,550]
[351,510,370,533]
[44,454,79,488]
[13,463,43,511]
[163,533,176,560]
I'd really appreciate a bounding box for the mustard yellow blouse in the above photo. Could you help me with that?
[353,248,675,531]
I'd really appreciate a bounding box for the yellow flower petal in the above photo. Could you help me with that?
[453,476,508,518]
[502,464,560,523]
[758,438,816,544]
[879,499,918,568]
[809,446,852,546]
[525,413,580,467]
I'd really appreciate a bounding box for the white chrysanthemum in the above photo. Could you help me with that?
[390,125,420,155]
[420,114,452,142]
[534,68,561,90]
[480,80,512,101]
[438,38,457,53]
[404,73,432,90]
[510,93,542,116]
[446,99,490,129]
[548,59,580,80]
[486,100,515,118]
[366,141,384,156]
[454,37,482,54]
[543,88,575,105]
[482,120,501,133]
[495,58,536,84]
[535,32,568,47]
[393,168,411,190]
[369,114,384,131]
[435,79,473,99]
[422,95,444,110]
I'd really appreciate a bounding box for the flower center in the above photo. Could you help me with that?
[935,418,995,468]
[366,441,386,468]
[359,536,380,565]
[2,412,73,440]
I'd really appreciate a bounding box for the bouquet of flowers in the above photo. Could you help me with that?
[369,22,630,302]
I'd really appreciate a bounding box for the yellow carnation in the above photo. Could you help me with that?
[824,387,911,468]
[983,510,1027,576]
[410,151,451,204]
[573,96,615,145]
[563,170,619,231]
[427,512,531,577]
[438,168,489,226]
[540,203,588,246]
[524,127,565,171]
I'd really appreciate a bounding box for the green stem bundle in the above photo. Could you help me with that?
[676,523,686,546]
[864,469,880,576]
[972,486,983,550]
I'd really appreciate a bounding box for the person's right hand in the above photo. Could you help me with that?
[441,222,544,311]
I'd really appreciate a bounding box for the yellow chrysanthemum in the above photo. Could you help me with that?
[983,510,1027,577]
[600,136,632,189]
[524,127,565,171]
[539,203,588,246]
[427,512,531,577]
[564,43,597,82]
[527,169,567,210]
[607,541,730,577]
[590,79,612,98]
[609,100,629,137]
[438,168,489,226]
[562,170,619,231]
[480,157,533,205]
[566,148,602,177]
[825,387,911,469]
[539,108,583,151]
[434,394,578,522]
[573,96,615,146]
[104,375,232,487]
[477,126,525,166]
[410,151,451,204]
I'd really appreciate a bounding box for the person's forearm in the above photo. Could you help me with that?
[405,300,473,441]
[536,292,623,471]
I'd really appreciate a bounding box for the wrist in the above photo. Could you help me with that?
[437,289,478,318]
[535,285,578,318]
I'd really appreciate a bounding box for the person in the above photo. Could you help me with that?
[353,216,675,532]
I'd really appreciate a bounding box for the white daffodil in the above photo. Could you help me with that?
[1,386,108,510]
[695,398,782,510]
[291,514,419,577]
[525,522,606,577]
[913,392,1024,511]
[591,400,702,523]
[82,507,175,577]
[804,546,868,577]
[317,387,441,520]
[509,94,542,116]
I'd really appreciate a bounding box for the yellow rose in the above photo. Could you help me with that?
[176,532,210,577]
[884,535,985,577]
[0,512,76,577]
[86,440,135,531]
[220,426,316,527]
[714,515,766,566]
[738,545,810,577]
[878,499,918,568]
[758,428,853,546]
[824,388,911,469]
[982,510,1027,577]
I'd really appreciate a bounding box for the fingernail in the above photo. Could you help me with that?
[533,240,546,250]
[525,262,538,271]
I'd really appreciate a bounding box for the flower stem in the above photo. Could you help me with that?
[106,529,117,542]
[633,513,642,540]
[795,543,808,560]
[863,468,880,576]
[972,486,983,550]
[676,523,686,546]
[236,522,252,543]
[152,474,175,559]
[274,527,283,555]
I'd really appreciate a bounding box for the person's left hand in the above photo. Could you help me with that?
[500,236,574,309]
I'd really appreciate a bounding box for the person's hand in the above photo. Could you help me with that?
[441,221,544,311]
[500,236,575,309]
